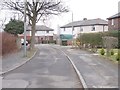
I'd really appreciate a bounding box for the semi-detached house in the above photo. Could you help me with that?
[60,18,108,45]
[19,25,54,44]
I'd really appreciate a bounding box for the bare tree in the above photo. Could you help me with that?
[103,36,118,56]
[4,0,68,50]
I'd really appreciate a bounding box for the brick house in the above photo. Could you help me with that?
[107,12,120,31]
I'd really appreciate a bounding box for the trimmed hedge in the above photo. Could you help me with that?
[77,31,118,48]
[41,40,56,44]
[79,32,103,48]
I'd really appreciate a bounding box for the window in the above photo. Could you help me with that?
[92,26,95,31]
[46,31,49,33]
[72,27,74,31]
[111,19,114,25]
[80,27,83,32]
[64,28,66,31]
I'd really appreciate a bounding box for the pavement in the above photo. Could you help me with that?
[2,46,38,88]
[54,45,118,88]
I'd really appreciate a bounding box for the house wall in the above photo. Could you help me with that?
[19,30,54,44]
[35,31,54,36]
[25,31,54,36]
[79,25,108,33]
[108,17,120,30]
[60,28,73,35]
[30,31,54,43]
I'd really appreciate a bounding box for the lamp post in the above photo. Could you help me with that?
[72,12,74,47]
[24,0,27,57]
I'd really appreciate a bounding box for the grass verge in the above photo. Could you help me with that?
[97,49,118,63]
[27,48,38,58]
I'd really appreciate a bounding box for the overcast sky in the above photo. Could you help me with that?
[0,0,120,33]
[50,0,120,33]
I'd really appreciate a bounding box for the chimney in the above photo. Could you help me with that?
[83,18,87,20]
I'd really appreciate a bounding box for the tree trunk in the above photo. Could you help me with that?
[30,17,36,50]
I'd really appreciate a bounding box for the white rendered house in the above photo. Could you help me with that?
[60,18,108,39]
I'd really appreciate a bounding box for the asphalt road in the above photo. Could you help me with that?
[2,44,83,88]
[59,46,118,88]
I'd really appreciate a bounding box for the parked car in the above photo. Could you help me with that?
[21,38,28,46]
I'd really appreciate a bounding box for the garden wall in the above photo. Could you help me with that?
[0,32,18,56]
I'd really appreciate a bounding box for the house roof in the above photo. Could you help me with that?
[27,25,54,31]
[107,12,120,20]
[60,18,108,28]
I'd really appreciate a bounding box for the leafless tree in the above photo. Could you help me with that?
[4,0,68,50]
[103,36,118,56]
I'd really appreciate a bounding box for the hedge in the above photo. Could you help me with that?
[77,31,118,48]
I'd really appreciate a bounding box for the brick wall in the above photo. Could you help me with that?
[108,17,120,31]
[1,32,18,56]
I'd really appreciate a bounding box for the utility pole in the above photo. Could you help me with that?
[24,0,27,57]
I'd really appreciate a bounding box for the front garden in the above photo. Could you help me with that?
[76,31,120,62]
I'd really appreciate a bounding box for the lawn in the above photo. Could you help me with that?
[97,49,118,62]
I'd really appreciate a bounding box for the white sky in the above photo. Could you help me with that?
[0,0,120,33]
[50,0,120,33]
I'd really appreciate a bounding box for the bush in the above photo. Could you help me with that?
[100,48,105,55]
[49,40,56,44]
[79,32,103,48]
[1,32,18,56]
[116,50,120,61]
[77,31,118,49]
[110,49,114,55]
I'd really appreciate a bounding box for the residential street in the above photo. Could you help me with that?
[2,44,82,88]
[1,0,119,89]
[2,44,118,89]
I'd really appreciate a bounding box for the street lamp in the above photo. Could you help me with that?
[72,12,74,47]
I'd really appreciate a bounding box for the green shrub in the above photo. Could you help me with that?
[110,49,114,55]
[100,48,105,55]
[79,33,103,47]
[116,50,120,61]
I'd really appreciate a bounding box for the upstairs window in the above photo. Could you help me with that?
[46,31,49,33]
[111,19,114,25]
[64,28,66,31]
[80,27,83,32]
[92,26,95,31]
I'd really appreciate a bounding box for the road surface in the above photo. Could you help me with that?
[2,44,83,88]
